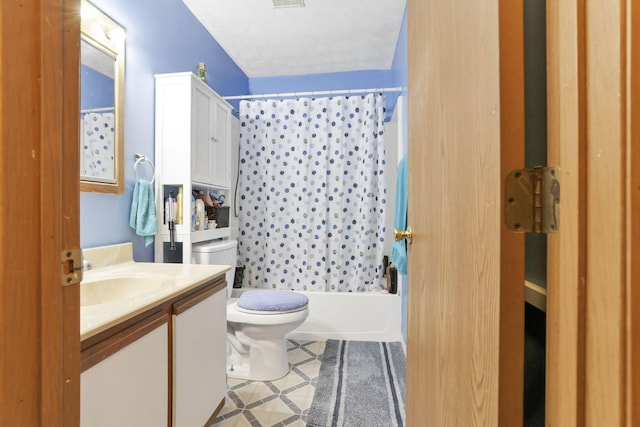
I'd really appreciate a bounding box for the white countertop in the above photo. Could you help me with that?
[81,243,229,341]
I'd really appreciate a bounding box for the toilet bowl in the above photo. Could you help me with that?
[191,240,310,381]
[227,290,309,380]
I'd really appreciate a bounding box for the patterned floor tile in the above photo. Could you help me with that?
[269,370,306,391]
[213,415,239,427]
[294,358,321,380]
[211,340,324,427]
[232,415,256,427]
[251,409,293,426]
[287,347,315,364]
[285,384,315,412]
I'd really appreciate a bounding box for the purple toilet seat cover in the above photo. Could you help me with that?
[237,290,309,312]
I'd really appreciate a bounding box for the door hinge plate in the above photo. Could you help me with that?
[505,166,560,233]
[61,248,83,286]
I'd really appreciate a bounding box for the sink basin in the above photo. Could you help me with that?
[81,274,172,307]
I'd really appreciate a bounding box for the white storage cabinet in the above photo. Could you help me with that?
[154,72,232,263]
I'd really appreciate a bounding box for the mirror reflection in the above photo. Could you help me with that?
[80,0,125,194]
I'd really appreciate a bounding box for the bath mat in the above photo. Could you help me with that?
[307,340,406,427]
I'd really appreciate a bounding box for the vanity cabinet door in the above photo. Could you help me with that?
[172,285,226,427]
[81,320,168,427]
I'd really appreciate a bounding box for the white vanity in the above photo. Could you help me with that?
[80,243,229,427]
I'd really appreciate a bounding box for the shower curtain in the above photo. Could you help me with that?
[80,111,115,181]
[238,94,387,292]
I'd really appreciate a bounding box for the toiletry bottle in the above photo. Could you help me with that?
[164,198,168,224]
[197,63,208,83]
[172,196,178,224]
[195,199,206,231]
[191,195,196,231]
[176,187,183,224]
[388,265,398,294]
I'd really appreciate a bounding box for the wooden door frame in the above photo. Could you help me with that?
[498,0,526,423]
[547,0,640,425]
[1,0,80,425]
[629,1,640,424]
[545,0,586,425]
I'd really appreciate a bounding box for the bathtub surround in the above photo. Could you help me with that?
[307,340,406,427]
[238,95,387,292]
[284,290,403,342]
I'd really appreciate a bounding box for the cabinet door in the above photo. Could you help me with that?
[81,323,168,427]
[191,84,215,185]
[211,100,230,188]
[173,287,226,427]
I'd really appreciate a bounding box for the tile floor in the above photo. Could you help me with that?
[211,340,326,427]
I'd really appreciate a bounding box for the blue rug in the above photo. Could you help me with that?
[307,340,406,427]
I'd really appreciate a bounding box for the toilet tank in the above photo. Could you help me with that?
[192,239,238,296]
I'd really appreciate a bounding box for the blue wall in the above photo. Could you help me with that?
[80,0,249,261]
[80,65,114,109]
[81,0,408,283]
[392,6,408,150]
[250,70,399,121]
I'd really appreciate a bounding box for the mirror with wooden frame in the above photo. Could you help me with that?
[80,0,125,193]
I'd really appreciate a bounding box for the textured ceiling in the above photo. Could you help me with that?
[182,0,407,78]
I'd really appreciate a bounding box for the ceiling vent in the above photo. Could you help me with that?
[272,0,305,8]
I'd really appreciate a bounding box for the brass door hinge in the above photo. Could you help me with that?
[505,166,560,233]
[61,248,83,286]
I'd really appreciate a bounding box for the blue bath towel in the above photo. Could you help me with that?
[129,179,158,247]
[392,155,408,275]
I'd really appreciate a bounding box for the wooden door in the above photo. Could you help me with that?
[407,0,640,425]
[0,0,81,425]
[405,0,525,425]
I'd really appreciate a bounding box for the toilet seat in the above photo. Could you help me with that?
[227,301,309,325]
[236,290,309,313]
[235,304,307,315]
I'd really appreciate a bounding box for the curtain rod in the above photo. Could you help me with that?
[223,86,406,101]
[81,106,114,113]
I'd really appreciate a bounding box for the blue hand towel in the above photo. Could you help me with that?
[392,155,408,275]
[129,179,158,247]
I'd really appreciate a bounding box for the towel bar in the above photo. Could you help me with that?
[133,154,155,183]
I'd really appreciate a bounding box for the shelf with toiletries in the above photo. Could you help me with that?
[153,72,233,265]
[157,184,231,246]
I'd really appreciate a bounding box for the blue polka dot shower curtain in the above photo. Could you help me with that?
[80,112,115,181]
[238,95,387,292]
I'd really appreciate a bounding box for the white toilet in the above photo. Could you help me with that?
[192,240,309,381]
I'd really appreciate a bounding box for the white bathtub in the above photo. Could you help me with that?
[231,289,403,342]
